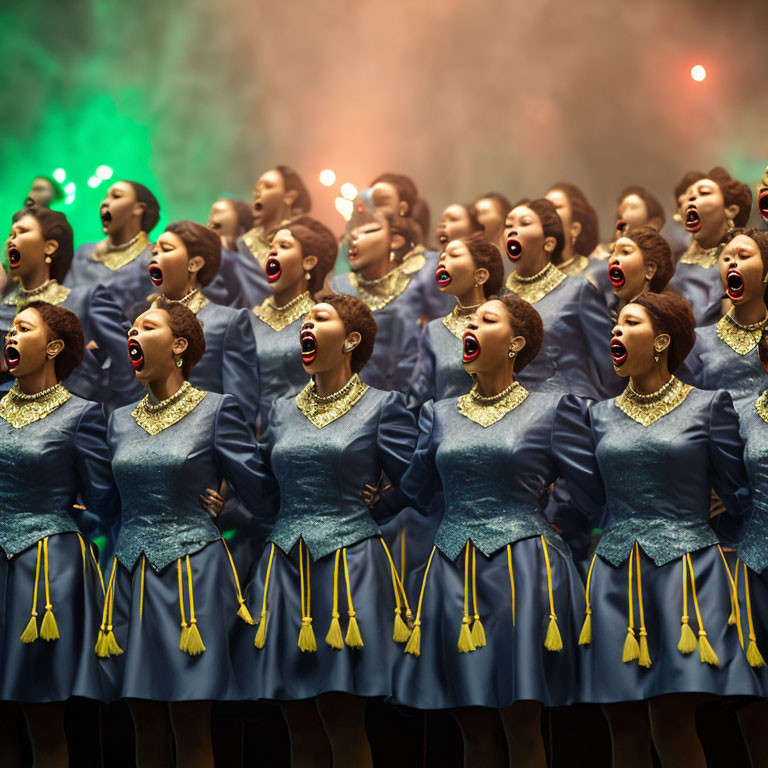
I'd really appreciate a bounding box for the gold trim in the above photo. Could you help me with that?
[756,390,768,425]
[242,219,292,265]
[504,262,567,304]
[349,261,416,311]
[131,381,207,435]
[679,239,719,269]
[0,381,71,429]
[400,245,428,275]
[91,232,150,271]
[615,376,693,427]
[152,288,210,316]
[441,305,475,340]
[716,312,768,356]
[457,380,529,427]
[295,374,369,428]
[4,280,71,310]
[254,291,313,331]
[557,254,590,276]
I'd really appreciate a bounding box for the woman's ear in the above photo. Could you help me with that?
[172,337,189,357]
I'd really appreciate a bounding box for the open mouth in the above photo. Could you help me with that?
[4,345,20,371]
[127,339,145,371]
[506,238,523,261]
[726,269,745,300]
[608,264,626,289]
[615,219,628,234]
[610,339,628,367]
[100,210,112,227]
[348,248,359,261]
[7,247,21,268]
[758,189,768,222]
[437,232,449,245]
[300,330,318,365]
[435,266,452,288]
[148,264,164,286]
[684,208,702,232]
[265,257,282,283]
[253,201,263,213]
[462,332,480,363]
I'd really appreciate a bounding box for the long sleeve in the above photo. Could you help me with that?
[577,280,622,399]
[377,391,419,487]
[407,325,436,410]
[676,333,704,389]
[221,309,260,427]
[399,401,441,514]
[708,390,752,546]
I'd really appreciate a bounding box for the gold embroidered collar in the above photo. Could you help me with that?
[717,311,768,356]
[131,381,207,435]
[91,231,150,271]
[680,239,719,269]
[295,373,369,428]
[254,291,313,331]
[153,288,210,316]
[0,381,71,429]
[756,390,768,425]
[4,279,71,310]
[505,262,567,304]
[457,380,529,427]
[349,259,419,311]
[557,254,589,277]
[615,375,693,427]
[442,304,478,339]
[242,219,292,264]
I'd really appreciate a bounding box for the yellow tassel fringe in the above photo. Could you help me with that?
[20,615,38,644]
[471,618,487,648]
[40,607,60,642]
[325,615,344,650]
[638,629,652,668]
[345,614,364,649]
[458,618,475,653]
[254,543,275,649]
[405,622,422,657]
[578,614,592,646]
[544,615,563,652]
[184,621,206,656]
[743,562,766,668]
[623,628,640,662]
[697,631,719,667]
[678,621,697,654]
[298,617,317,653]
[393,611,411,643]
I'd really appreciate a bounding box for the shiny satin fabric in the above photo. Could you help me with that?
[0,397,118,556]
[407,319,473,409]
[243,536,406,701]
[589,389,751,567]
[65,241,155,321]
[670,261,723,327]
[737,406,768,573]
[202,247,248,308]
[329,273,423,393]
[394,537,584,709]
[735,567,768,696]
[105,541,254,701]
[679,322,765,416]
[263,389,418,560]
[514,276,621,400]
[409,249,456,321]
[1,533,107,702]
[234,236,271,309]
[108,393,271,572]
[580,546,760,702]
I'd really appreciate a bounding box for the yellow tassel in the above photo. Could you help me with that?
[95,559,122,657]
[638,629,652,668]
[458,617,476,653]
[345,613,364,649]
[222,539,255,624]
[622,628,640,662]
[105,625,123,657]
[254,543,275,649]
[184,620,206,656]
[237,600,254,625]
[393,611,411,643]
[20,615,38,644]
[177,559,189,651]
[545,615,563,652]
[471,618,487,648]
[298,617,317,652]
[634,543,651,668]
[747,639,766,669]
[728,602,737,626]
[697,631,719,666]
[179,624,190,652]
[325,615,344,650]
[578,613,592,646]
[40,607,60,642]
[405,622,422,657]
[94,631,108,658]
[507,544,516,626]
[678,621,697,654]
[743,563,766,668]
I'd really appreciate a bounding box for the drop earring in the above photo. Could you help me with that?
[45,256,52,264]
[389,251,397,263]
[508,348,517,360]
[305,271,311,281]
[176,357,183,368]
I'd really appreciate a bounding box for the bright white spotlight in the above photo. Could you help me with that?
[52,168,66,184]
[335,197,354,221]
[87,176,101,189]
[340,183,357,201]
[64,182,76,194]
[691,65,706,82]
[96,165,114,180]
[319,169,336,187]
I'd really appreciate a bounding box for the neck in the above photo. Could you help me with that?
[732,297,767,326]
[108,222,142,248]
[147,369,186,402]
[455,285,485,310]
[473,364,515,398]
[359,257,393,282]
[618,283,649,312]
[16,362,59,396]
[19,263,52,292]
[262,207,289,236]
[629,365,671,395]
[314,363,354,398]
[554,240,574,267]
[695,222,727,251]
[272,280,308,308]
[164,279,198,302]
[515,252,549,279]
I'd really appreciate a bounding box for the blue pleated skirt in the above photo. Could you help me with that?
[0,532,107,702]
[579,544,760,702]
[393,535,585,710]
[242,535,407,701]
[734,561,768,695]
[102,540,254,702]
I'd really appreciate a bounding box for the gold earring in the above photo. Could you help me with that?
[508,348,516,360]
[45,256,52,264]
[305,271,311,281]
[176,357,183,368]
[727,218,735,231]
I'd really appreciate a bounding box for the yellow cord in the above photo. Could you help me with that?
[506,544,516,627]
[20,540,43,644]
[458,542,475,652]
[95,559,123,658]
[579,554,597,646]
[89,543,106,597]
[222,539,254,624]
[734,562,743,649]
[254,542,275,649]
[404,546,436,657]
[635,543,651,667]
[39,537,60,641]
[470,545,486,648]
[183,555,205,655]
[343,548,364,648]
[400,529,407,587]
[541,536,563,652]
[686,553,718,666]
[622,546,639,662]
[379,538,412,642]
[716,546,743,648]
[177,559,189,651]
[139,556,146,623]
[297,540,316,652]
[743,562,766,668]
[325,550,344,650]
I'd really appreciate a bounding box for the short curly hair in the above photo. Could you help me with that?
[548,183,599,256]
[617,185,666,229]
[24,301,84,381]
[125,181,161,233]
[277,216,338,294]
[630,291,695,373]
[218,198,253,236]
[705,167,753,228]
[369,172,418,214]
[515,198,565,262]
[164,221,222,287]
[494,294,544,372]
[154,297,206,379]
[464,238,504,298]
[624,226,675,293]
[474,192,512,220]
[12,207,74,283]
[275,165,311,215]
[674,171,705,204]
[317,293,377,373]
